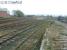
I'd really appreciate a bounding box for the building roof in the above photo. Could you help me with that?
[0,8,10,17]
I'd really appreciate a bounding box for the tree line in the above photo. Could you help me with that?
[13,10,24,17]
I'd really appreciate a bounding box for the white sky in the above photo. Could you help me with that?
[0,0,67,16]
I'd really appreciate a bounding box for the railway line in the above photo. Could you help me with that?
[0,19,28,27]
[0,17,46,50]
[0,17,22,24]
[0,24,32,44]
[0,19,32,36]
[0,25,37,50]
[15,25,45,50]
[0,24,31,37]
[0,20,34,44]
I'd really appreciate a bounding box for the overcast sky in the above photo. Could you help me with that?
[0,0,67,16]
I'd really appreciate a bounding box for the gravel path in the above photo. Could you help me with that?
[40,21,67,50]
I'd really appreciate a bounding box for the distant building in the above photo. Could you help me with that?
[0,8,10,17]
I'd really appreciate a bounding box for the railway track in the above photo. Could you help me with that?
[0,18,32,38]
[0,22,34,44]
[0,23,31,37]
[0,25,30,39]
[0,18,32,36]
[0,19,27,27]
[0,25,37,50]
[0,17,22,24]
[0,17,45,50]
[0,24,32,44]
[0,21,31,31]
[15,24,45,50]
